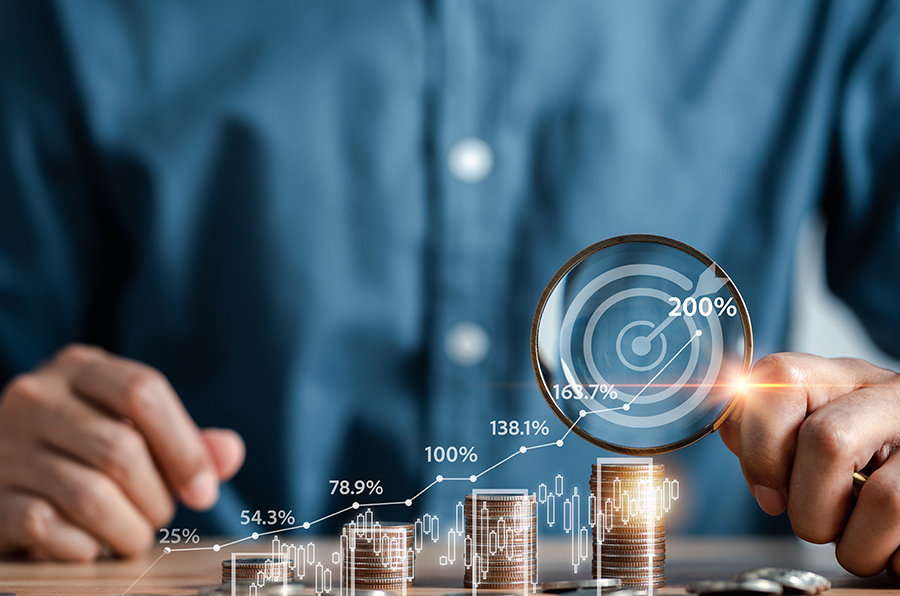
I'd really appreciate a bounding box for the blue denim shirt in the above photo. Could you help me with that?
[1,1,899,536]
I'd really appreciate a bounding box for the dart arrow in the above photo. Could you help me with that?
[692,264,725,299]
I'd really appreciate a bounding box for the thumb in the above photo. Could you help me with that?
[201,428,245,481]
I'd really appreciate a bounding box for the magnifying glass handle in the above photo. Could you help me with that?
[852,471,868,499]
[724,392,745,426]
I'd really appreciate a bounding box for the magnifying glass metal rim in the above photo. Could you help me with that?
[530,233,753,455]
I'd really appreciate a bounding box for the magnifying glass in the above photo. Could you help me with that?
[531,234,753,455]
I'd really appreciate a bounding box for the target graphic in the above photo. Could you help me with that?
[532,235,752,454]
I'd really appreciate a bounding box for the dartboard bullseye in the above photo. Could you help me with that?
[531,235,752,454]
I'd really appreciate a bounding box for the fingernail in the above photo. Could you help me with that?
[753,484,786,515]
[184,470,219,510]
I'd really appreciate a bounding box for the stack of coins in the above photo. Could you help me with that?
[464,492,537,590]
[222,557,295,585]
[591,463,665,588]
[341,521,415,590]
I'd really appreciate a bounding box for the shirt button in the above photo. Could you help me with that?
[445,322,490,366]
[447,138,494,182]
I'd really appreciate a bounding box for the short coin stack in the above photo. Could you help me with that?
[341,521,415,590]
[222,557,295,585]
[464,492,537,590]
[591,463,665,588]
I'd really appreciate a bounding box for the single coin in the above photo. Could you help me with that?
[343,576,413,580]
[595,537,667,543]
[734,568,831,595]
[467,514,538,520]
[343,552,414,558]
[464,583,535,589]
[343,564,414,570]
[344,583,411,590]
[541,578,623,592]
[597,527,665,534]
[343,554,414,560]
[592,572,665,578]
[595,546,666,552]
[467,576,538,583]
[343,555,413,560]
[342,575,413,580]
[685,579,783,595]
[343,581,412,587]
[470,558,539,564]
[592,562,665,569]
[466,526,538,533]
[596,535,666,540]
[465,510,537,516]
[342,572,413,578]
[342,571,414,577]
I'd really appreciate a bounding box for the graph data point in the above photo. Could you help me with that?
[163,547,171,555]
[352,502,360,509]
[579,410,586,417]
[252,532,259,540]
[556,439,564,447]
[436,475,444,482]
[622,403,631,411]
[213,544,220,552]
[695,329,703,336]
[405,499,412,506]
[469,475,477,483]
[519,446,527,454]
[303,522,310,530]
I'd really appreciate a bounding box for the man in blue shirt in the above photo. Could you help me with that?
[1,0,899,577]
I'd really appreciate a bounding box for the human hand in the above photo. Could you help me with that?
[719,353,900,576]
[0,344,245,560]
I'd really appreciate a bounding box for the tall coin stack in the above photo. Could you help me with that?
[341,521,415,590]
[222,557,295,585]
[591,463,665,588]
[464,492,538,590]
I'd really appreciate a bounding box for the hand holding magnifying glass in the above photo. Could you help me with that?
[532,235,900,578]
[531,234,752,454]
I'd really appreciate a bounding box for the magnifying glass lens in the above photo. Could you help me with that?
[531,235,752,455]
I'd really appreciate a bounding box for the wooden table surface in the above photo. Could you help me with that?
[0,536,896,596]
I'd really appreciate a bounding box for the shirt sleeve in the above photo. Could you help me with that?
[0,2,115,384]
[823,0,900,360]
